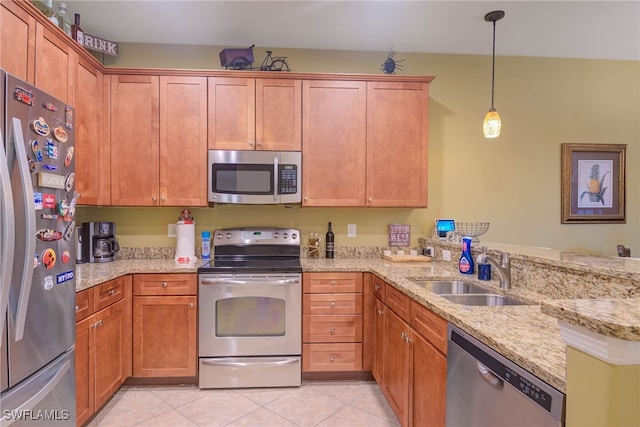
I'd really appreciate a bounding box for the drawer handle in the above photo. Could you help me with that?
[330,280,336,287]
[329,302,335,308]
[162,282,168,288]
[330,354,336,362]
[330,326,336,334]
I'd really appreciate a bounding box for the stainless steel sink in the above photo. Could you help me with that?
[439,294,527,306]
[408,279,489,295]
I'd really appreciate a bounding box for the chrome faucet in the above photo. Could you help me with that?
[476,250,511,290]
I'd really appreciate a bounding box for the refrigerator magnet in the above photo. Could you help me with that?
[61,251,71,264]
[34,253,40,268]
[53,127,68,143]
[42,249,56,270]
[31,140,43,162]
[45,139,58,159]
[65,106,73,130]
[64,146,74,166]
[42,101,58,112]
[63,221,75,241]
[43,275,54,290]
[34,192,43,210]
[42,164,58,170]
[14,86,35,106]
[43,193,56,209]
[36,229,63,242]
[64,172,75,192]
[31,117,50,136]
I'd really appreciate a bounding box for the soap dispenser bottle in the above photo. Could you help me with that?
[459,237,474,275]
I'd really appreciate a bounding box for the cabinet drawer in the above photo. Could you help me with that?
[411,301,448,355]
[133,274,197,296]
[303,272,363,293]
[75,289,94,322]
[372,275,386,301]
[303,293,363,315]
[303,315,363,343]
[93,276,126,312]
[385,284,411,323]
[303,343,363,372]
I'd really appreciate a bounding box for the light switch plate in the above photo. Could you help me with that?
[442,249,451,261]
[347,224,356,237]
[168,223,177,237]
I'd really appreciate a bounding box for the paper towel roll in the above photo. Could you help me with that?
[175,220,196,261]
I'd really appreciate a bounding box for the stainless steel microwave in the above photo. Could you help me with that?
[208,150,301,204]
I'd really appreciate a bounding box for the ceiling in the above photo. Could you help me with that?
[63,1,640,61]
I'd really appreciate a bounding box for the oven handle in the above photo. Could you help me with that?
[201,358,299,367]
[200,277,300,286]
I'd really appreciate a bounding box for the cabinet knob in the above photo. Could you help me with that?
[75,305,79,312]
[329,354,336,362]
[368,197,373,202]
[108,289,115,296]
[160,196,166,202]
[256,140,262,146]
[162,282,168,288]
[377,309,384,316]
[152,196,157,202]
[304,197,308,201]
[330,326,336,334]
[374,284,380,291]
[189,302,194,309]
[330,280,336,287]
[330,302,335,308]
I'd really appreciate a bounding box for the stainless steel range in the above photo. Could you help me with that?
[197,227,302,389]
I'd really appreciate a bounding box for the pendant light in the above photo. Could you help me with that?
[483,10,505,139]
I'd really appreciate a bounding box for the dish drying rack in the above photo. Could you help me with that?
[449,222,490,243]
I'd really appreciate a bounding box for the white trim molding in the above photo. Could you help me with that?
[558,321,640,365]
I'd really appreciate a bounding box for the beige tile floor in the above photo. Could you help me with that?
[87,381,400,427]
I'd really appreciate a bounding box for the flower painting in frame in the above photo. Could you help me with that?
[561,143,626,223]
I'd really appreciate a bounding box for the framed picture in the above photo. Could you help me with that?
[561,143,626,223]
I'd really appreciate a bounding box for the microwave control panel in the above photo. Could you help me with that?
[279,165,298,194]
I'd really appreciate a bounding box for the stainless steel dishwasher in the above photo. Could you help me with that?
[446,324,565,427]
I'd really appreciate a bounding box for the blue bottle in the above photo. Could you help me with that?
[459,237,474,275]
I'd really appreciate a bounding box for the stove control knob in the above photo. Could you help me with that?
[274,232,280,238]
[216,233,223,239]
[291,233,297,240]
[283,232,289,239]
[225,232,232,239]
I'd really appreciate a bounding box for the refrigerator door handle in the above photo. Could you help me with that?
[0,358,71,426]
[0,131,16,338]
[10,118,36,341]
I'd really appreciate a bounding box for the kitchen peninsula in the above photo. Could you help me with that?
[75,239,640,427]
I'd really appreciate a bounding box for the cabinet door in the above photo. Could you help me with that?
[208,77,255,150]
[160,76,207,206]
[75,315,95,427]
[383,308,411,427]
[0,0,36,82]
[302,80,366,206]
[366,81,429,207]
[372,297,385,384]
[255,78,301,151]
[34,23,74,103]
[412,331,446,427]
[110,75,160,206]
[133,296,197,377]
[75,56,106,205]
[94,299,126,409]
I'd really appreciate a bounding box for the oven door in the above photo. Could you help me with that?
[198,273,301,357]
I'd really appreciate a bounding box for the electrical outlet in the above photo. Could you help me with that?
[347,224,356,237]
[442,249,451,261]
[168,223,177,237]
[426,246,435,256]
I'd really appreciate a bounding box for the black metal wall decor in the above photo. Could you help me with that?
[219,44,290,71]
[381,47,404,74]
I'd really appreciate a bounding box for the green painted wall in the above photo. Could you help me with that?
[79,44,640,255]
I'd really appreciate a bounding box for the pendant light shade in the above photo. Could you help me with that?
[483,10,505,139]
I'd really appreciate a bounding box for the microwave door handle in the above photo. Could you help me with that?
[0,133,16,337]
[273,156,279,202]
[11,118,36,341]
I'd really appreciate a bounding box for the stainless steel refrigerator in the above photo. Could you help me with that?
[0,70,76,426]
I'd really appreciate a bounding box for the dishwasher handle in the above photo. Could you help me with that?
[477,361,504,389]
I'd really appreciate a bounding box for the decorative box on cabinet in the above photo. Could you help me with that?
[302,272,364,372]
[75,275,131,427]
[132,274,197,378]
[208,76,301,151]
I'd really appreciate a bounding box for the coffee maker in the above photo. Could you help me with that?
[79,222,120,263]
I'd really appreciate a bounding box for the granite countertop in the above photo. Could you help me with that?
[74,256,640,393]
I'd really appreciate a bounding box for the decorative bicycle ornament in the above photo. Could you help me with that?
[219,44,290,71]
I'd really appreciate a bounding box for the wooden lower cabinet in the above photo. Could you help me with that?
[383,307,412,427]
[75,277,131,427]
[372,297,385,383]
[132,274,197,377]
[411,331,447,427]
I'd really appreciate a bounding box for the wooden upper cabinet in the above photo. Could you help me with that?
[159,76,208,206]
[208,77,301,151]
[255,78,301,150]
[208,77,255,150]
[302,80,367,206]
[366,81,429,207]
[75,56,107,206]
[0,0,36,82]
[34,23,75,104]
[109,74,160,206]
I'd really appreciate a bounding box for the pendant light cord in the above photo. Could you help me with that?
[490,20,496,109]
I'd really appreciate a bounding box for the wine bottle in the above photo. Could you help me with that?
[57,2,72,37]
[325,222,334,259]
[71,13,84,45]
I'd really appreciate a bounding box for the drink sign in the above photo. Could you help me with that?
[76,32,118,56]
[388,224,410,247]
